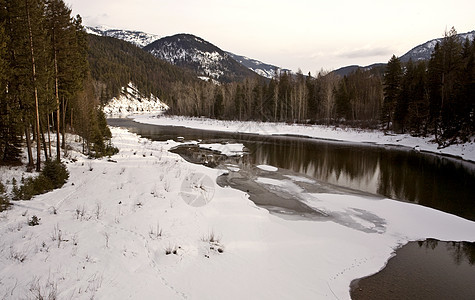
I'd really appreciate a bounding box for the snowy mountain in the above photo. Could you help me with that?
[85,25,290,81]
[400,30,475,62]
[226,52,291,79]
[103,82,169,115]
[143,34,259,83]
[332,30,475,76]
[85,25,160,48]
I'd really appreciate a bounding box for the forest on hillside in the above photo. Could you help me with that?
[87,34,203,103]
[0,0,114,169]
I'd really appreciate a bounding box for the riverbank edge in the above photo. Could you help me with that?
[130,114,475,164]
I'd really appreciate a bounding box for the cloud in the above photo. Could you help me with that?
[337,46,393,59]
[83,13,110,27]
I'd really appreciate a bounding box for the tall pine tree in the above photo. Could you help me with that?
[382,55,402,131]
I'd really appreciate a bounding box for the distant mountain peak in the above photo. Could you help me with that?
[85,25,160,48]
[143,34,258,82]
[333,30,475,77]
[226,52,291,79]
[400,30,475,62]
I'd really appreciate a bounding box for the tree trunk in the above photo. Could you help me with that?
[25,125,34,168]
[40,120,48,161]
[70,107,73,132]
[25,0,41,172]
[54,51,60,162]
[47,112,52,156]
[61,97,67,149]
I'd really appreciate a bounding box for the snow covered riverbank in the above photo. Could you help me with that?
[133,114,475,163]
[1,127,474,299]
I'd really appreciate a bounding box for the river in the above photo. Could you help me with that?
[108,118,475,221]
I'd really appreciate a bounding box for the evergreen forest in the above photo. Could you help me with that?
[0,0,113,169]
[161,28,474,147]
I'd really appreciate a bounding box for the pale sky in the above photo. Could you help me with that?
[66,0,474,74]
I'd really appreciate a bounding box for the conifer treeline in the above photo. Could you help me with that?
[0,0,111,167]
[383,28,475,145]
[165,28,474,147]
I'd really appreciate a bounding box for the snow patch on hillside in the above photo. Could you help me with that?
[103,83,168,116]
[85,26,160,48]
[149,44,225,79]
[401,30,475,62]
[226,52,291,79]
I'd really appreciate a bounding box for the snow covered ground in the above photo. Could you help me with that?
[1,127,474,299]
[133,114,475,163]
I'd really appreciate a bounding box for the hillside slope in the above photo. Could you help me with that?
[143,33,260,83]
[87,34,200,103]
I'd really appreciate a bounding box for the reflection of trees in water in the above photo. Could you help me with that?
[249,139,379,187]
[378,153,475,220]
[248,139,475,221]
[418,239,475,266]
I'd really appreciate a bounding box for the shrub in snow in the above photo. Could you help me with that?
[202,231,224,254]
[41,160,69,189]
[0,194,8,211]
[0,182,9,211]
[12,160,69,200]
[28,215,40,226]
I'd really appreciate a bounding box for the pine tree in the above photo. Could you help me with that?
[45,0,73,161]
[406,61,429,135]
[394,59,414,133]
[382,55,402,131]
[458,38,475,140]
[335,76,350,120]
[428,27,464,145]
[1,0,48,167]
[25,0,44,171]
[0,18,21,162]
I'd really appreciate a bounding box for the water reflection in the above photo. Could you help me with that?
[108,118,475,221]
[351,239,475,300]
[245,138,475,221]
[418,239,475,266]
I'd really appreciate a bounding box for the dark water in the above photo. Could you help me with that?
[108,118,475,221]
[350,239,475,300]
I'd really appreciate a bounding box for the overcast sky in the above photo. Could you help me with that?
[65,0,474,74]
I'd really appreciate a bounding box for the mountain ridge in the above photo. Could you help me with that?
[85,25,287,80]
[86,25,474,80]
[143,33,262,83]
[333,30,475,76]
[85,25,160,48]
[400,30,475,62]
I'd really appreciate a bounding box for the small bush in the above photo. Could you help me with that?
[42,160,69,189]
[0,182,10,212]
[105,145,119,156]
[0,194,10,211]
[28,215,40,226]
[13,160,69,200]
